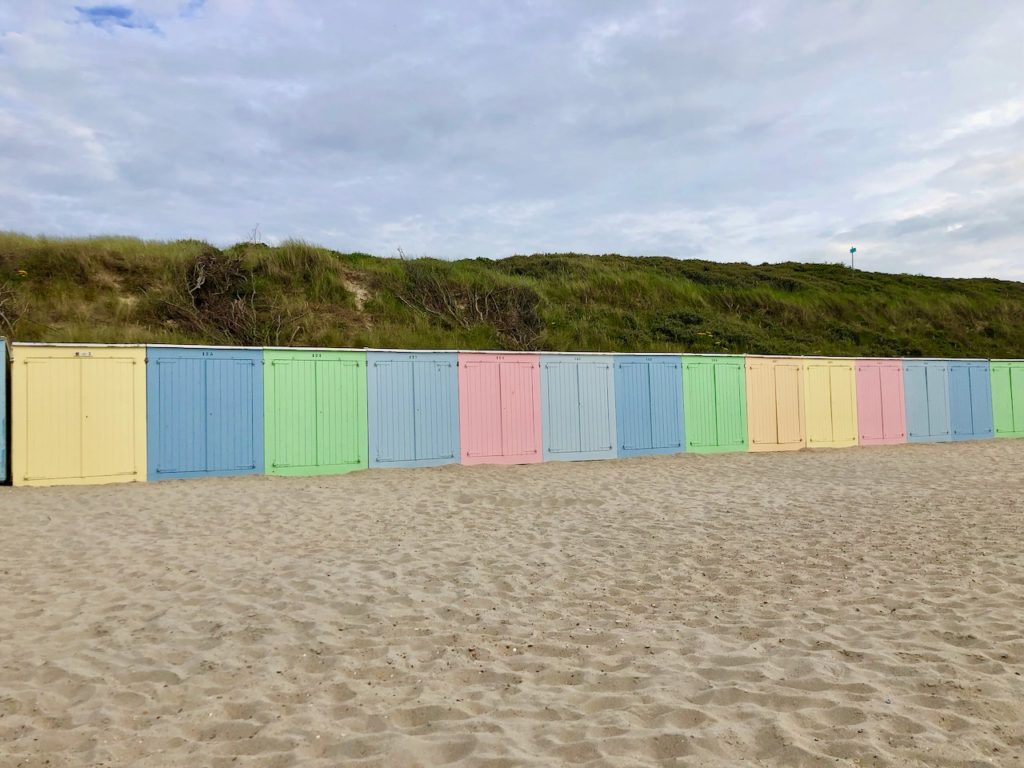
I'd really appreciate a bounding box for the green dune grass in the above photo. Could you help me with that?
[0,231,1021,357]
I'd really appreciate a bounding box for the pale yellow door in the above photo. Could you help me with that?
[804,364,834,445]
[81,357,143,480]
[23,357,82,482]
[774,363,805,447]
[746,361,778,447]
[829,364,858,445]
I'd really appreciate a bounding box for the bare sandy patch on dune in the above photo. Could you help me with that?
[1,441,1022,767]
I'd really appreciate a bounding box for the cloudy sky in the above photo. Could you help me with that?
[1,2,1022,279]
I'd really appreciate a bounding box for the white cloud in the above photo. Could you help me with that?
[936,99,1024,145]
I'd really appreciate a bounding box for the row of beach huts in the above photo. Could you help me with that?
[0,341,1021,487]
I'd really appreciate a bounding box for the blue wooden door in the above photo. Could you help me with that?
[149,355,207,477]
[412,358,459,464]
[904,361,952,443]
[148,347,263,480]
[206,357,261,470]
[544,360,583,457]
[925,363,951,441]
[615,356,684,458]
[616,360,651,454]
[950,361,993,441]
[368,352,459,468]
[542,355,617,461]
[369,358,416,464]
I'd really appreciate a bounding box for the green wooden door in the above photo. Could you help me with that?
[991,361,1024,438]
[714,358,748,450]
[682,356,748,453]
[264,350,368,475]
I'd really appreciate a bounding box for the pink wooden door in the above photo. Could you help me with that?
[856,360,907,445]
[459,354,541,465]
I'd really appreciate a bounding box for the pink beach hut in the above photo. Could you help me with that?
[458,352,542,465]
[855,359,907,445]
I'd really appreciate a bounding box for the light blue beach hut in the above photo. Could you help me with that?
[367,351,460,468]
[903,359,952,443]
[613,354,684,458]
[541,353,617,462]
[948,359,994,441]
[146,345,264,481]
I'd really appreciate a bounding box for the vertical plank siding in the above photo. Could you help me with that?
[613,355,685,458]
[541,354,617,462]
[3,343,1014,487]
[367,351,460,468]
[948,360,994,441]
[147,347,263,481]
[11,344,147,487]
[746,356,806,452]
[991,361,1024,438]
[803,359,858,449]
[903,360,952,443]
[458,353,542,465]
[263,349,368,476]
[855,359,907,445]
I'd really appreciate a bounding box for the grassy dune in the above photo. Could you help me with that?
[0,232,1021,356]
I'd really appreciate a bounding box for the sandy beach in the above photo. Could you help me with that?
[1,441,1022,767]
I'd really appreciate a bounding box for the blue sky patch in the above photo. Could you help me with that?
[75,5,158,32]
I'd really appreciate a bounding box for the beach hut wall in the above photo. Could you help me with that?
[10,343,147,487]
[903,359,952,443]
[263,349,367,476]
[855,359,907,445]
[803,358,859,449]
[0,339,6,483]
[680,355,748,453]
[613,354,684,458]
[541,354,617,462]
[948,360,994,441]
[990,360,1024,438]
[745,356,806,452]
[146,346,264,481]
[367,351,460,469]
[458,352,542,465]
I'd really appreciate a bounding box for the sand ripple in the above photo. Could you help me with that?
[1,441,1022,766]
